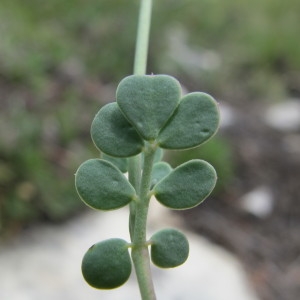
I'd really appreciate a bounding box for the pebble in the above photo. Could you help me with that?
[239,186,274,218]
[264,99,300,131]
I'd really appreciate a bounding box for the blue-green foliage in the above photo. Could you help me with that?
[81,238,132,289]
[150,162,173,189]
[117,75,181,141]
[91,103,144,157]
[92,75,219,158]
[76,74,219,289]
[154,160,217,210]
[150,229,189,268]
[75,159,136,210]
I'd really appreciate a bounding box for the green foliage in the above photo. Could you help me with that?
[81,238,132,289]
[150,229,189,268]
[117,75,181,140]
[0,0,139,83]
[91,103,144,157]
[75,159,137,210]
[76,74,220,292]
[0,92,92,235]
[1,0,299,89]
[157,93,220,149]
[154,160,217,209]
[150,162,172,188]
[90,74,219,161]
[101,154,128,173]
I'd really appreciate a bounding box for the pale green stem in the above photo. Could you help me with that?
[128,155,141,239]
[129,0,153,190]
[133,0,153,75]
[131,144,157,300]
[129,0,155,298]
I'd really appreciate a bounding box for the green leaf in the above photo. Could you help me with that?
[157,92,220,149]
[116,74,181,140]
[102,153,128,173]
[153,159,217,209]
[91,103,144,157]
[150,229,189,268]
[150,162,172,189]
[81,239,132,289]
[75,159,136,210]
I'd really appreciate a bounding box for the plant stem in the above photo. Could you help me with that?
[129,0,155,298]
[129,0,153,191]
[133,0,153,75]
[128,155,140,239]
[129,0,153,195]
[131,144,157,300]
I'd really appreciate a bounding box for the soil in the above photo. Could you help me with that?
[180,99,300,300]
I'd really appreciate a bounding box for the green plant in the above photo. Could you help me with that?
[75,0,220,298]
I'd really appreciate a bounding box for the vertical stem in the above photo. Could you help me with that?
[128,155,141,190]
[129,0,153,191]
[131,144,157,300]
[129,0,155,299]
[133,0,153,75]
[128,155,141,239]
[128,0,153,196]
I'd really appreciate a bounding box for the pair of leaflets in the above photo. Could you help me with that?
[81,228,189,289]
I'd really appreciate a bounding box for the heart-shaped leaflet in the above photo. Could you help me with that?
[82,238,132,289]
[91,102,144,157]
[117,74,181,141]
[75,159,136,210]
[157,92,220,149]
[153,159,217,209]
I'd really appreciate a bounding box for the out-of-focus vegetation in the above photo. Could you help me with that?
[1,0,299,236]
[165,137,234,194]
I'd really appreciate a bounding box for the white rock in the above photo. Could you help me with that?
[167,27,221,72]
[264,99,300,131]
[218,102,237,128]
[240,186,273,218]
[0,204,259,300]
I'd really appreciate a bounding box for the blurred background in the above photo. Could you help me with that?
[0,0,300,299]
